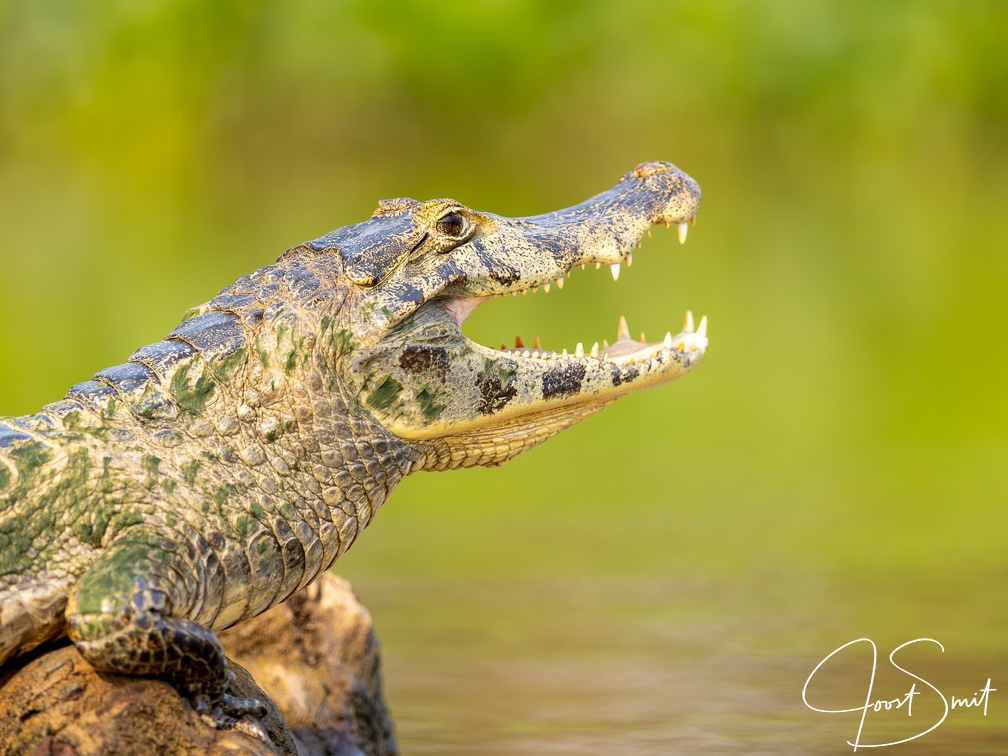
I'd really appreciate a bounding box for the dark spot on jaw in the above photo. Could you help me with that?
[542,363,587,400]
[609,364,639,387]
[476,370,518,415]
[399,346,449,382]
[491,269,520,286]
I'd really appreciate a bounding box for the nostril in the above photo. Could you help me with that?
[631,161,676,178]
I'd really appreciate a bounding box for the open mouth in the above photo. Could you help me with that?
[441,215,707,373]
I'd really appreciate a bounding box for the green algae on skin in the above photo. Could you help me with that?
[5,440,53,482]
[416,387,446,420]
[170,362,217,414]
[367,376,403,411]
[331,329,354,357]
[72,535,173,617]
[179,459,202,486]
[210,347,247,384]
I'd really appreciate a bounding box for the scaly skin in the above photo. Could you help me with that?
[0,161,705,728]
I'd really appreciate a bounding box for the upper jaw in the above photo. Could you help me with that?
[359,160,701,337]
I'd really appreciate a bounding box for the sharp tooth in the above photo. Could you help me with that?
[522,290,528,296]
[562,348,569,359]
[639,331,646,342]
[684,310,694,332]
[500,343,507,350]
[555,277,564,289]
[603,353,610,361]
[581,264,586,271]
[603,339,609,348]
[697,315,708,338]
[647,229,652,238]
[590,342,599,358]
[617,315,630,340]
[664,221,670,229]
[663,332,673,349]
[515,336,524,348]
[595,262,601,270]
[533,336,541,349]
[610,263,620,281]
[626,253,633,266]
[690,215,697,227]
[677,222,688,245]
[543,282,551,293]
[575,342,584,358]
[532,286,538,293]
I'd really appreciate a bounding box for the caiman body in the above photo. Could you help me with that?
[0,161,705,727]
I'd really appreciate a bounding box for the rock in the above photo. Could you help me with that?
[220,574,397,756]
[0,574,397,756]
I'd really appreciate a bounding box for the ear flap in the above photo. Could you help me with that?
[338,208,426,287]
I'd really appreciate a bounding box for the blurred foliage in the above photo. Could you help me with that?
[2,1,1007,748]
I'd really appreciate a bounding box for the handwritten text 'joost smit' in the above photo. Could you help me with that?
[802,638,995,750]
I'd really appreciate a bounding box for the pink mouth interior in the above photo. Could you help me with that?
[443,295,489,327]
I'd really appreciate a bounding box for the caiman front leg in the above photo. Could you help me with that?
[64,532,266,733]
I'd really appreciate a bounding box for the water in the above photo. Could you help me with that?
[338,451,1008,755]
[343,570,1007,753]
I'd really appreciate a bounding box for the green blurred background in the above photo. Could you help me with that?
[1,1,1006,752]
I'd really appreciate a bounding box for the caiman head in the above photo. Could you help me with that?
[304,161,705,471]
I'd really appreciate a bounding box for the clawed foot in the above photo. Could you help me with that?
[190,671,269,742]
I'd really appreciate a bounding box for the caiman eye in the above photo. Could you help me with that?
[436,212,467,237]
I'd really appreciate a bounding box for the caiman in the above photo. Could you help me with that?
[0,161,706,730]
